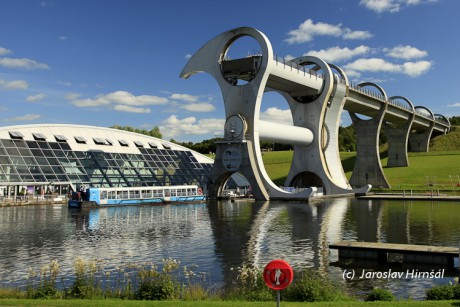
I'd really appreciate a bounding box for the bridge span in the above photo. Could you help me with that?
[181,27,450,200]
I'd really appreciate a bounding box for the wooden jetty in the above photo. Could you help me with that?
[329,241,459,267]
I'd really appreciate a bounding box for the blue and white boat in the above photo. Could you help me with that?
[68,185,205,208]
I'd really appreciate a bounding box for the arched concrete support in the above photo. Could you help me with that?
[181,27,315,200]
[385,96,415,167]
[409,106,435,152]
[434,114,451,134]
[283,57,370,195]
[349,82,390,189]
[207,141,270,200]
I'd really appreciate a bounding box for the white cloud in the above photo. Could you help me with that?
[3,113,42,122]
[0,47,12,55]
[0,57,49,70]
[286,19,341,44]
[160,115,224,139]
[65,92,80,100]
[169,93,215,112]
[344,57,432,77]
[70,90,168,113]
[344,58,402,74]
[113,104,151,113]
[306,45,371,63]
[286,19,372,44]
[169,93,199,102]
[181,103,215,112]
[447,102,460,107]
[0,79,29,90]
[360,0,401,12]
[385,45,428,60]
[26,93,47,102]
[259,107,293,125]
[402,60,432,77]
[342,29,374,40]
[58,36,67,41]
[359,0,438,13]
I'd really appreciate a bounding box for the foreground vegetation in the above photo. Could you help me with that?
[0,299,459,306]
[1,257,459,305]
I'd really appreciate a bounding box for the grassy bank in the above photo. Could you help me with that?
[262,150,460,192]
[0,299,458,306]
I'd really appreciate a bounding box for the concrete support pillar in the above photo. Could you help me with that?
[207,141,269,200]
[409,107,435,152]
[409,130,433,152]
[385,96,415,167]
[384,122,412,167]
[349,84,390,188]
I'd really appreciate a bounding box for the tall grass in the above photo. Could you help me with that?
[1,258,351,303]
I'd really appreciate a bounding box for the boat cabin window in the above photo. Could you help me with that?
[142,190,152,198]
[100,191,108,199]
[129,190,140,199]
[108,191,116,199]
[153,189,162,197]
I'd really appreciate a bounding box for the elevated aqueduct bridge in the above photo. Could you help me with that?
[181,27,451,201]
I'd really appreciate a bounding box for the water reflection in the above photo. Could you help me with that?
[0,198,459,299]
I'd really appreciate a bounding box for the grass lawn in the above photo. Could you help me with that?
[262,150,460,191]
[0,299,458,306]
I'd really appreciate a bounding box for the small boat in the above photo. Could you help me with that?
[68,185,205,208]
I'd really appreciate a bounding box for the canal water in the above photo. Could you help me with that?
[0,198,459,300]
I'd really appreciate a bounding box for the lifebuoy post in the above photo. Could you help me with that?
[263,259,294,306]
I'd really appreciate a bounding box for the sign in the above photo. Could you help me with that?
[263,259,294,291]
[221,146,241,171]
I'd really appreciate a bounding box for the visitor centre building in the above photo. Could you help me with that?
[0,124,214,199]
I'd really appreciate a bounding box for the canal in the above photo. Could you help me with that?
[0,198,459,300]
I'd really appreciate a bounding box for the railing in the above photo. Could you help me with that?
[228,54,448,126]
[273,54,324,80]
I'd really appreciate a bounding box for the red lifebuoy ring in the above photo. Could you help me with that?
[198,188,202,195]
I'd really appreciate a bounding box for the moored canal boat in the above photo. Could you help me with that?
[68,185,205,208]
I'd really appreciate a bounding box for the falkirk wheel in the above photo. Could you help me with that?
[180,27,372,200]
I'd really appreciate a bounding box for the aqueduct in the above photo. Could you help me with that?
[180,27,451,200]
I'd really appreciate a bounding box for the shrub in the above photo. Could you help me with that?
[66,257,105,299]
[365,288,395,301]
[426,284,459,300]
[284,268,349,302]
[133,258,180,300]
[26,260,60,299]
[134,276,176,300]
[224,265,273,301]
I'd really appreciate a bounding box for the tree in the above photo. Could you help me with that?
[110,125,162,139]
[449,116,460,126]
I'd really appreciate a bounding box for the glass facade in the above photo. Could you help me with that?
[0,125,214,198]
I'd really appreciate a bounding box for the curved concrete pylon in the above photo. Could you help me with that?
[349,82,390,188]
[434,114,451,131]
[385,96,415,167]
[181,27,315,200]
[284,57,370,195]
[409,106,436,152]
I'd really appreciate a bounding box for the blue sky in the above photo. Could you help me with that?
[0,0,458,142]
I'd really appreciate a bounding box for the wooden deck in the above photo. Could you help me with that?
[329,241,459,266]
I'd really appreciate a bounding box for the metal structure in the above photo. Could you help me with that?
[181,27,450,200]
